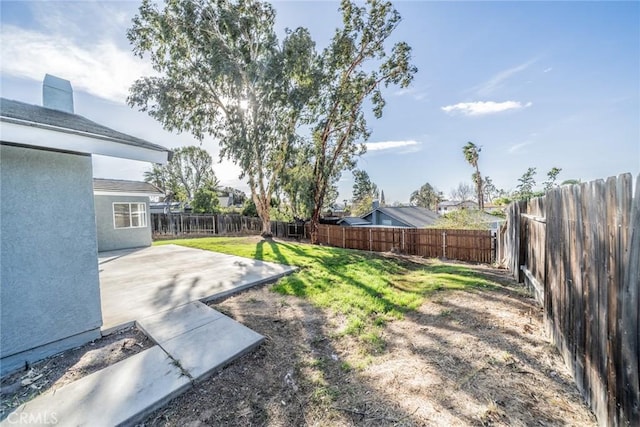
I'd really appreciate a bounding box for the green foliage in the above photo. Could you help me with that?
[269,205,294,222]
[482,176,498,204]
[307,0,417,234]
[128,0,318,235]
[279,145,339,220]
[352,169,378,205]
[155,237,497,348]
[279,146,316,220]
[241,199,258,217]
[493,196,512,206]
[514,167,537,201]
[410,182,441,210]
[191,187,220,214]
[543,167,562,191]
[144,145,218,202]
[432,209,492,230]
[352,194,374,217]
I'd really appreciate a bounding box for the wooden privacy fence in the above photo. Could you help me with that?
[314,224,495,263]
[151,213,299,239]
[501,173,639,427]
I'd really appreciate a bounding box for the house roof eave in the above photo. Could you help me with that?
[1,119,170,164]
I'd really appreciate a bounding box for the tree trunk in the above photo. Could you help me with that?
[261,215,272,239]
[475,166,484,210]
[253,194,272,238]
[310,207,321,244]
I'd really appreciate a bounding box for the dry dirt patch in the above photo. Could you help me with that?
[141,262,596,426]
[1,327,152,419]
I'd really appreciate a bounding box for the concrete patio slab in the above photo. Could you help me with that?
[0,346,190,427]
[2,303,265,426]
[136,301,224,344]
[99,244,296,332]
[2,246,290,425]
[144,305,264,380]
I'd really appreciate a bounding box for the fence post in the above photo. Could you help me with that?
[369,229,372,251]
[327,226,330,245]
[343,228,346,248]
[402,229,405,251]
[442,231,447,259]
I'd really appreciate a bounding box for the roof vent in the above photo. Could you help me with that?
[43,74,74,113]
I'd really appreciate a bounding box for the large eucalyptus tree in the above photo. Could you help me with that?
[306,0,417,242]
[128,0,317,236]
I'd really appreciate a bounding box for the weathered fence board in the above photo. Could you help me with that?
[312,225,495,264]
[503,173,639,427]
[151,213,296,238]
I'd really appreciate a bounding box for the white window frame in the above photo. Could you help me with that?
[113,202,147,229]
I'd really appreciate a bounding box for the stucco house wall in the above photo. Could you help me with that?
[0,144,102,372]
[94,195,152,252]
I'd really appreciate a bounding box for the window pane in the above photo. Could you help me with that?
[114,204,131,228]
[131,203,147,227]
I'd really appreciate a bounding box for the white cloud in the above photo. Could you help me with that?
[1,25,153,103]
[441,101,532,116]
[543,67,553,73]
[394,86,429,101]
[473,58,537,96]
[365,140,420,152]
[508,141,534,153]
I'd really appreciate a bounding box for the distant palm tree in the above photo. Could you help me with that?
[463,142,484,210]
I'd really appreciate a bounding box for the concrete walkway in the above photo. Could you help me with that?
[2,245,296,426]
[99,244,296,332]
[2,302,263,426]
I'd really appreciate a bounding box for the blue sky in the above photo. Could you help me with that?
[1,1,638,205]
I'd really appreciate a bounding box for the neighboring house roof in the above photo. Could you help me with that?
[93,178,163,197]
[474,211,506,224]
[337,217,372,226]
[438,200,478,208]
[0,98,171,164]
[218,195,236,207]
[365,206,439,228]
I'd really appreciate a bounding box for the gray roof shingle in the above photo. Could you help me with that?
[93,178,162,195]
[368,206,439,228]
[0,98,170,154]
[337,217,372,226]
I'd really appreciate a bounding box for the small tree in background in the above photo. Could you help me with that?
[515,167,537,200]
[449,182,476,202]
[352,170,378,205]
[482,176,498,204]
[144,145,218,203]
[192,187,221,213]
[543,167,562,191]
[410,182,441,210]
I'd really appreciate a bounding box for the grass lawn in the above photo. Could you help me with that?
[156,237,496,350]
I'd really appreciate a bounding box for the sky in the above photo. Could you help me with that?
[1,0,638,205]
